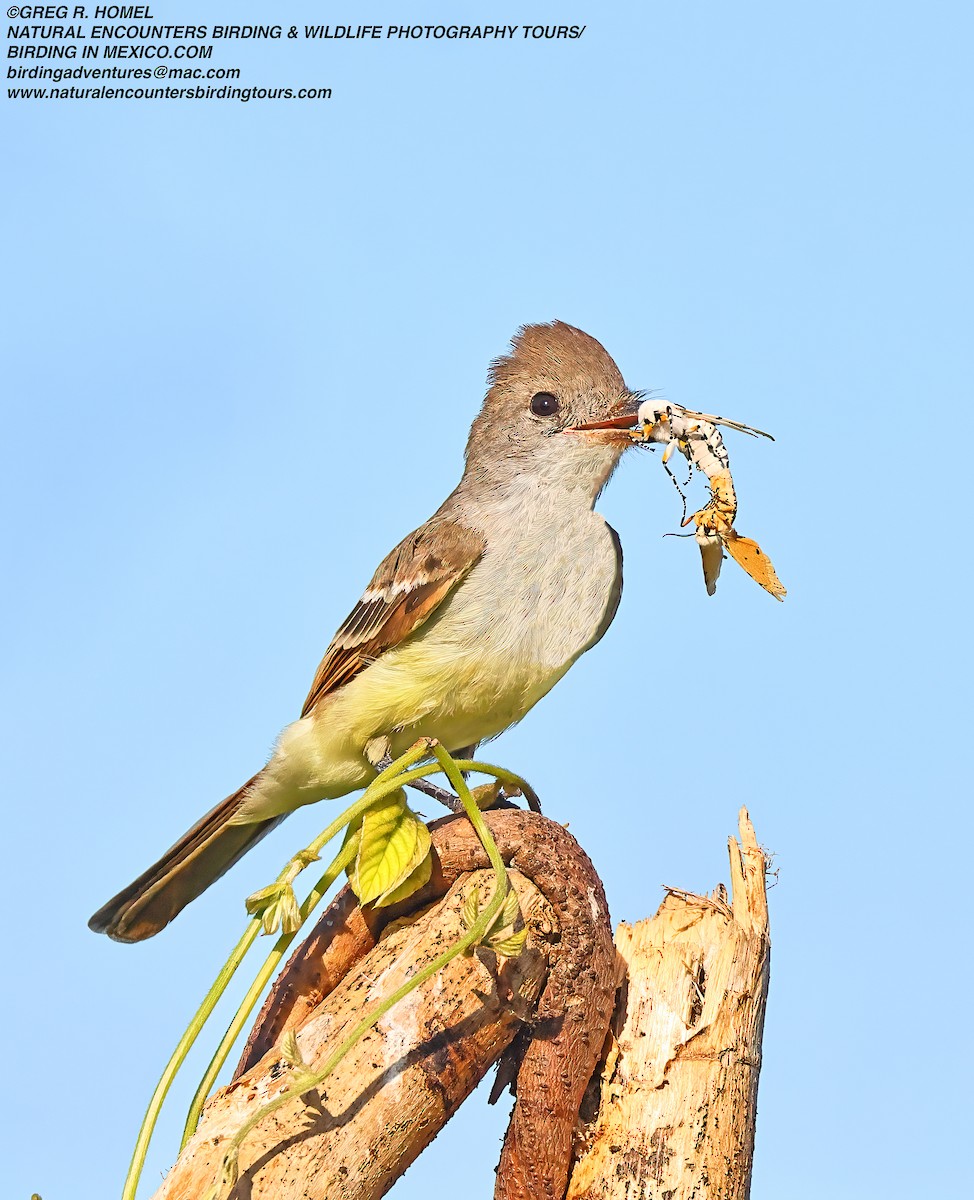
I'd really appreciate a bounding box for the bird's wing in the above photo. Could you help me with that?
[579,521,623,652]
[301,515,485,716]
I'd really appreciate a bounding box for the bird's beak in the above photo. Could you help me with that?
[568,412,639,433]
[565,393,641,443]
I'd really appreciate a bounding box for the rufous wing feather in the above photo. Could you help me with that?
[89,517,484,941]
[301,515,485,715]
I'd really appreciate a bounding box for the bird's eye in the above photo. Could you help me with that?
[530,392,560,417]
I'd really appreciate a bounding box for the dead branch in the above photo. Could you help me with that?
[566,807,771,1200]
[150,808,770,1200]
[152,810,617,1200]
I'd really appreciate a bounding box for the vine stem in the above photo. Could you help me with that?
[214,743,512,1195]
[121,739,534,1200]
[179,749,498,1146]
[452,758,540,812]
[179,837,358,1147]
[120,738,436,1200]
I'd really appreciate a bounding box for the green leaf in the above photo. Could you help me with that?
[348,790,432,906]
[496,888,520,930]
[468,780,504,809]
[244,881,302,936]
[244,882,281,916]
[460,884,481,931]
[488,926,528,958]
[280,1029,303,1069]
[374,846,433,907]
[462,887,526,957]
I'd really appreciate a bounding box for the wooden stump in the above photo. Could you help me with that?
[566,807,771,1200]
[154,869,552,1199]
[149,808,770,1200]
[152,810,618,1200]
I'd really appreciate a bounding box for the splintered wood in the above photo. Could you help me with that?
[566,808,771,1200]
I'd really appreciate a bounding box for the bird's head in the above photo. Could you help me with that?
[464,321,641,497]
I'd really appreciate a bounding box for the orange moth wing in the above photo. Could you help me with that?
[723,533,787,601]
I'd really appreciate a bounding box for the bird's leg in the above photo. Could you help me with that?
[408,773,466,813]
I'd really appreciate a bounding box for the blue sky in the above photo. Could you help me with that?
[3,2,971,1196]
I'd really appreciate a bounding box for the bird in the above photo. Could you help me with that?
[89,321,639,942]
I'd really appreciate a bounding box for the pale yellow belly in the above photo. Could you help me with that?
[235,644,568,820]
[234,511,619,823]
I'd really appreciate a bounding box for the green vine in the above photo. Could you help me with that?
[120,738,532,1200]
[204,741,515,1199]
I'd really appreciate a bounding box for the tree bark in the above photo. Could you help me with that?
[154,869,551,1199]
[566,807,771,1200]
[152,810,617,1200]
[149,807,769,1200]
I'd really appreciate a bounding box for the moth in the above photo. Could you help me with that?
[634,400,786,600]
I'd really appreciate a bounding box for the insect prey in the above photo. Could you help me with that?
[631,401,786,601]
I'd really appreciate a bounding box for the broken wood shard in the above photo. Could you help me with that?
[566,807,771,1200]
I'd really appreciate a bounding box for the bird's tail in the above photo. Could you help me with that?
[88,772,285,943]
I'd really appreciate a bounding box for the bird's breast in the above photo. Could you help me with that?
[262,502,623,804]
[431,501,621,671]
